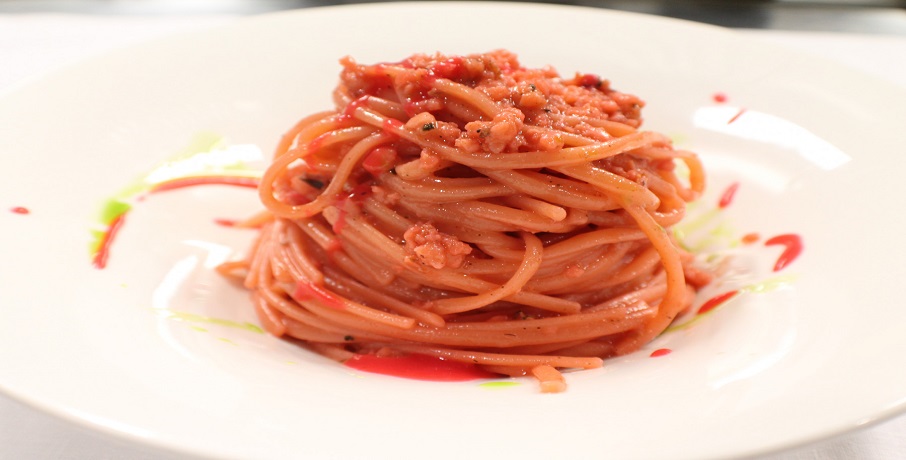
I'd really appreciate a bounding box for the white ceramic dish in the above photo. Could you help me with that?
[2,3,906,459]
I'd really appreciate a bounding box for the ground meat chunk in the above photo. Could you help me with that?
[403,223,472,269]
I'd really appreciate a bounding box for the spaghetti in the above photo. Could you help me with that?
[222,50,709,392]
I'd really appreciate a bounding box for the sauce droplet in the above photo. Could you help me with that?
[293,281,346,310]
[10,206,29,214]
[718,182,740,209]
[712,92,728,103]
[345,353,498,382]
[650,348,672,358]
[764,234,803,272]
[382,117,404,134]
[697,290,739,315]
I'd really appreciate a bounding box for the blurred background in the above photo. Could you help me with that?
[0,0,904,34]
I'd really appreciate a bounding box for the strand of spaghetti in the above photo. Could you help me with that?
[440,305,651,334]
[284,114,348,156]
[381,173,516,202]
[252,291,287,337]
[594,246,662,288]
[531,364,567,393]
[554,163,660,209]
[293,218,395,288]
[284,222,326,284]
[645,173,688,227]
[286,280,418,330]
[540,126,607,145]
[386,344,603,369]
[308,342,357,362]
[542,228,646,262]
[350,95,407,120]
[430,78,501,118]
[442,201,583,233]
[283,319,363,343]
[481,169,619,211]
[294,218,340,252]
[327,232,399,286]
[526,243,632,293]
[214,260,248,281]
[586,276,668,313]
[261,131,392,218]
[394,155,455,180]
[272,110,335,158]
[395,197,513,233]
[532,245,609,279]
[430,232,543,315]
[360,197,412,235]
[675,150,707,200]
[301,125,378,156]
[441,98,486,125]
[323,207,407,260]
[613,204,688,354]
[400,267,583,315]
[322,269,446,328]
[500,196,567,221]
[550,114,640,138]
[485,338,594,356]
[243,222,277,289]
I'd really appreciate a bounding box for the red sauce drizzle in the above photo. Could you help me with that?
[650,348,672,358]
[727,108,747,125]
[345,353,498,382]
[10,206,30,214]
[305,131,331,155]
[697,290,739,315]
[577,73,603,88]
[294,281,346,309]
[213,218,237,227]
[382,117,403,134]
[331,206,349,234]
[331,185,371,234]
[93,213,128,269]
[718,182,740,209]
[764,234,803,272]
[341,95,372,120]
[426,57,466,81]
[712,92,728,103]
[149,176,260,194]
[741,232,760,245]
[362,147,398,176]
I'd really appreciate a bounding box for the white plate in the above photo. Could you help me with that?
[2,3,906,459]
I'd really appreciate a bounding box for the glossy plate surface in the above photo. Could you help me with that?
[2,3,905,459]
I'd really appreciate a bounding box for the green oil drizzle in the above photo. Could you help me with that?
[89,133,263,261]
[154,309,264,334]
[479,381,522,389]
[217,338,238,346]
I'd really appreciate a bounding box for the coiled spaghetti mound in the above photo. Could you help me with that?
[227,50,709,392]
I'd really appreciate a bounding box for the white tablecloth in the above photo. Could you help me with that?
[1,13,905,460]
